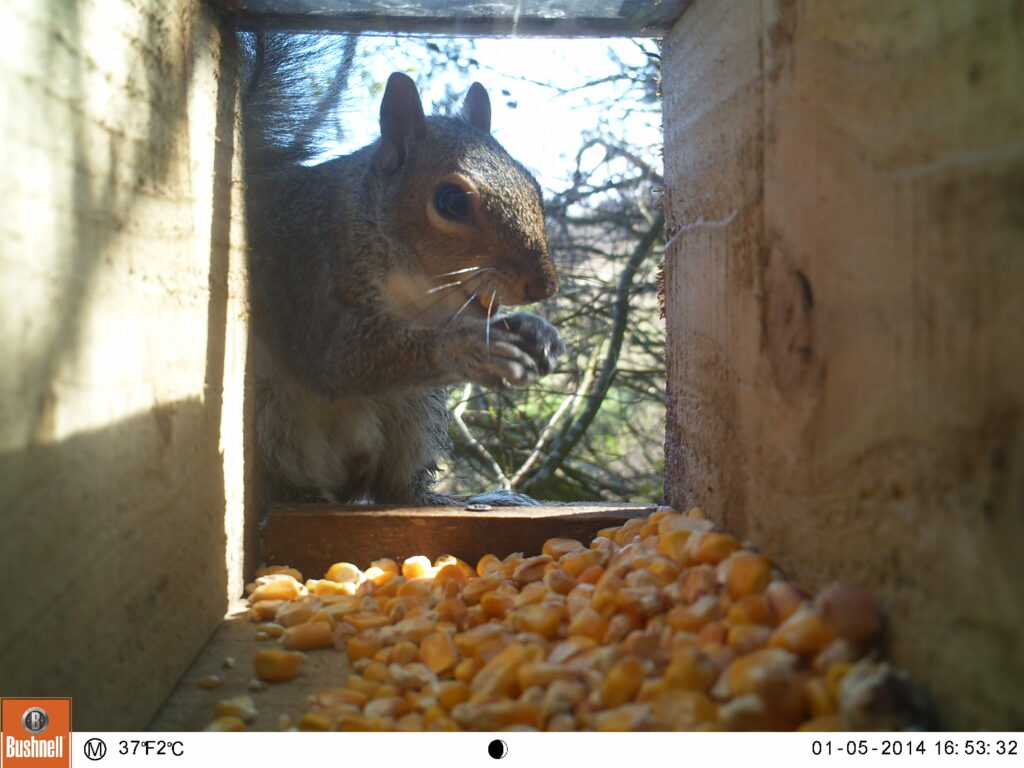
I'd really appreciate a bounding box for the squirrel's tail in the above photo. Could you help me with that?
[239,31,358,166]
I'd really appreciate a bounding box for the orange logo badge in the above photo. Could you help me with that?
[1,698,71,768]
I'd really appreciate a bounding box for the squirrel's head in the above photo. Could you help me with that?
[373,72,558,324]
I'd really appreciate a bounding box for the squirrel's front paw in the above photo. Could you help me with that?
[491,312,566,377]
[457,327,542,389]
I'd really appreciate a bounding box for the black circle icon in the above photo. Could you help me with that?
[84,738,108,761]
[488,739,508,759]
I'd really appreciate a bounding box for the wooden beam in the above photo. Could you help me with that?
[209,0,690,37]
[264,504,655,577]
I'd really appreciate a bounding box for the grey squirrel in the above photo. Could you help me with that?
[242,35,565,505]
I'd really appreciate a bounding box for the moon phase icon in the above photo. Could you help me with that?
[488,739,508,759]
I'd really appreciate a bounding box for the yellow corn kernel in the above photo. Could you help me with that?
[453,657,480,684]
[647,689,717,730]
[344,611,391,632]
[345,631,382,662]
[308,688,367,709]
[211,696,256,729]
[256,565,303,581]
[324,562,362,584]
[565,548,604,578]
[656,528,693,564]
[826,662,854,700]
[434,563,470,587]
[664,646,718,693]
[514,581,549,608]
[602,655,647,707]
[362,660,391,683]
[436,596,469,628]
[461,573,502,605]
[419,631,460,674]
[511,555,553,585]
[722,551,773,599]
[435,680,471,711]
[548,635,599,664]
[726,594,773,626]
[769,607,838,656]
[476,553,502,576]
[677,564,718,603]
[577,563,605,584]
[517,661,577,690]
[249,599,285,621]
[275,598,321,628]
[510,603,563,639]
[205,715,246,732]
[480,590,516,619]
[306,578,356,597]
[453,622,507,655]
[724,648,800,698]
[394,578,430,599]
[765,580,808,625]
[726,623,773,654]
[613,517,645,546]
[197,675,223,689]
[345,675,380,698]
[375,683,401,699]
[697,620,728,645]
[568,607,609,642]
[296,711,332,731]
[335,714,393,732]
[371,575,402,598]
[798,714,843,731]
[401,555,434,580]
[319,595,362,618]
[803,675,836,717]
[542,537,586,559]
[603,611,642,644]
[542,567,577,596]
[471,643,530,698]
[473,635,510,665]
[434,554,475,579]
[666,594,722,632]
[689,532,742,565]
[591,703,651,731]
[280,621,334,651]
[249,576,304,603]
[370,558,400,579]
[253,648,305,682]
[388,640,420,665]
[616,585,664,618]
[547,712,576,731]
[364,696,410,719]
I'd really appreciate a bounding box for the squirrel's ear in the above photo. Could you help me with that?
[379,72,427,172]
[462,82,491,133]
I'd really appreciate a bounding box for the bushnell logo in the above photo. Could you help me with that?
[22,706,50,735]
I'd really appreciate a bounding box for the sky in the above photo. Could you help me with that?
[327,36,662,193]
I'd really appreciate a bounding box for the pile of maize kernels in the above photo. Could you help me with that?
[208,507,922,731]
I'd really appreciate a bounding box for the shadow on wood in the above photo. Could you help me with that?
[264,504,656,577]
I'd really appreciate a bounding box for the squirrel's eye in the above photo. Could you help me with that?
[433,183,472,221]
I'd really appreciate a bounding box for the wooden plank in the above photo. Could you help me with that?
[150,612,352,731]
[214,0,691,37]
[264,504,655,577]
[0,0,248,731]
[662,0,1024,729]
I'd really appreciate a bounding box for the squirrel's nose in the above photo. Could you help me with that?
[523,269,558,303]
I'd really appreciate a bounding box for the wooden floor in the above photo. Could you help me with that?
[150,504,655,730]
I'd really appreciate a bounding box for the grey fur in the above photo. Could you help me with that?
[244,36,564,505]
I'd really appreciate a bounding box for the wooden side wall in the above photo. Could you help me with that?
[662,0,1024,728]
[0,0,250,729]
